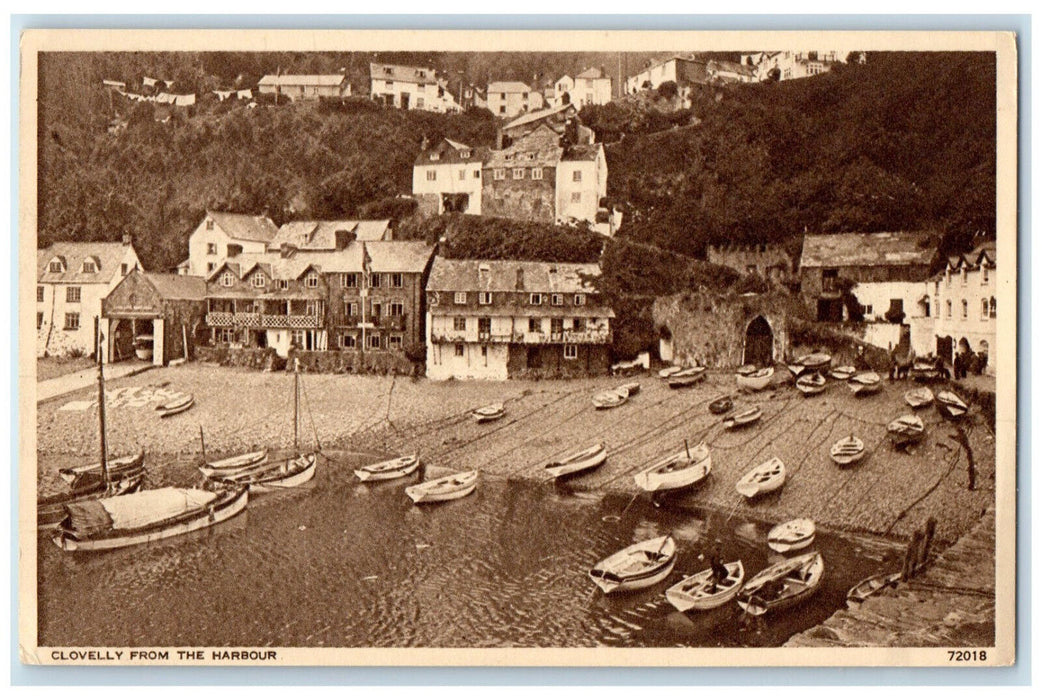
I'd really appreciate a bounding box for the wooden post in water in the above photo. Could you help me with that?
[920,517,938,574]
[902,529,924,582]
[198,425,207,464]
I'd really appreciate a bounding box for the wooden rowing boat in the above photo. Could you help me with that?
[767,518,816,553]
[735,457,786,499]
[722,406,763,430]
[708,396,733,415]
[58,451,145,488]
[849,371,883,396]
[38,469,146,530]
[405,470,479,504]
[633,442,712,494]
[589,535,676,594]
[787,353,831,378]
[658,366,683,378]
[936,391,969,420]
[52,484,249,552]
[593,388,629,409]
[795,371,827,396]
[354,454,421,482]
[829,436,865,467]
[211,453,318,493]
[736,364,758,377]
[664,561,745,612]
[904,386,935,409]
[737,551,824,616]
[544,443,608,479]
[617,381,640,397]
[887,414,926,448]
[156,393,194,418]
[472,403,506,423]
[846,572,901,608]
[197,449,269,478]
[667,367,707,389]
[829,365,856,381]
[736,366,773,391]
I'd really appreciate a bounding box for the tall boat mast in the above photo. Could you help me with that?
[96,321,108,483]
[293,357,299,452]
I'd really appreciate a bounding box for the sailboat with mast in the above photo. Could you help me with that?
[38,327,145,530]
[204,358,317,492]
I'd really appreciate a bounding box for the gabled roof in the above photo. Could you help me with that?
[946,242,997,271]
[575,67,607,80]
[562,143,604,163]
[143,273,207,301]
[366,241,435,273]
[414,138,490,166]
[800,232,938,269]
[205,211,279,244]
[487,81,533,94]
[268,220,392,251]
[427,258,602,295]
[38,241,135,284]
[258,74,346,87]
[485,124,564,169]
[503,102,576,133]
[369,62,436,84]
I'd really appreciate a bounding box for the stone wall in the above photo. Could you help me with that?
[196,346,418,375]
[506,343,611,379]
[481,168,557,223]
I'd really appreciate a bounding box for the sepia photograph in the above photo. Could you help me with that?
[17,27,1018,667]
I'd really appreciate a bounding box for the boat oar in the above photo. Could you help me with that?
[604,491,641,523]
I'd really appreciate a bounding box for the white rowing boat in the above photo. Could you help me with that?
[197,449,269,478]
[588,535,676,594]
[737,551,824,616]
[156,393,194,418]
[735,457,786,499]
[767,518,816,553]
[887,414,925,448]
[904,386,935,409]
[211,453,318,493]
[544,443,608,479]
[830,366,856,381]
[658,366,683,378]
[795,371,827,396]
[405,470,479,504]
[354,454,421,482]
[633,442,712,494]
[829,436,865,467]
[617,381,641,397]
[737,366,774,391]
[593,388,629,410]
[667,367,707,389]
[847,572,901,608]
[665,561,745,612]
[849,371,883,396]
[472,403,505,423]
[722,406,763,430]
[936,391,969,420]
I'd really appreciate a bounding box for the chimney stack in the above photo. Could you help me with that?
[122,234,132,246]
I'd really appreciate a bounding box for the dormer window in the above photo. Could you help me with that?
[81,258,98,274]
[47,258,65,273]
[460,150,471,159]
[982,267,989,284]
[574,294,586,306]
[430,153,440,161]
[221,272,234,287]
[275,280,289,291]
[551,294,564,306]
[251,272,266,288]
[530,293,543,305]
[305,272,319,289]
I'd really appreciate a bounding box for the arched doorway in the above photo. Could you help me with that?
[743,316,773,366]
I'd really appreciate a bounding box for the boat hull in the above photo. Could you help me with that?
[591,559,675,594]
[634,448,712,493]
[737,552,824,616]
[37,472,146,530]
[247,458,318,493]
[58,451,146,487]
[199,450,269,478]
[157,396,194,418]
[736,369,773,391]
[405,471,479,504]
[735,459,785,499]
[545,446,608,479]
[767,519,816,553]
[665,561,744,612]
[589,536,677,594]
[53,487,248,552]
[830,438,866,467]
[354,456,420,482]
[406,481,477,504]
[723,408,763,430]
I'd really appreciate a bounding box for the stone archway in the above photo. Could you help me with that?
[743,315,773,366]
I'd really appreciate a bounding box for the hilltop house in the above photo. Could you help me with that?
[257,74,351,101]
[411,138,491,216]
[37,238,140,358]
[369,63,459,112]
[553,67,613,107]
[180,211,279,278]
[425,258,613,380]
[745,50,855,82]
[706,59,758,84]
[481,125,609,234]
[499,103,593,148]
[625,55,710,95]
[485,81,544,118]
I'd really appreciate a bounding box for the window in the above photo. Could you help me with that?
[426,170,437,181]
[388,302,404,316]
[454,343,465,357]
[372,303,382,317]
[861,304,873,316]
[251,273,265,288]
[513,168,525,179]
[36,286,43,302]
[946,271,952,287]
[459,170,466,180]
[385,80,393,89]
[990,297,997,318]
[341,334,357,349]
[473,170,481,179]
[341,273,359,288]
[389,273,404,288]
[961,269,968,286]
[36,312,43,329]
[528,318,540,333]
[66,287,81,303]
[525,153,536,161]
[388,335,403,350]
[305,272,319,288]
[531,168,543,180]
[494,169,505,180]
[207,242,217,254]
[551,294,564,306]
[573,317,587,331]
[946,300,952,318]
[346,301,359,317]
[206,219,214,230]
[822,268,839,293]
[461,150,471,159]
[207,262,216,273]
[121,263,128,276]
[416,98,425,109]
[530,293,543,305]
[48,260,63,273]
[961,299,968,319]
[572,170,582,182]
[499,105,506,114]
[64,312,80,330]
[563,344,578,360]
[221,272,234,287]
[81,260,97,273]
[934,296,940,318]
[453,317,467,331]
[574,294,586,306]
[981,298,989,320]
[276,279,289,291]
[982,267,990,284]
[454,292,467,305]
[478,291,492,305]
[570,192,582,203]
[368,334,381,349]
[292,330,307,348]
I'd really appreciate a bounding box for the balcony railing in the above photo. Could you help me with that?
[206,311,320,329]
[524,329,612,344]
[430,328,611,344]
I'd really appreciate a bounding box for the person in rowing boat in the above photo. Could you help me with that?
[708,546,729,592]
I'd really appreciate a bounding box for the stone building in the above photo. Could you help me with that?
[180,211,278,277]
[368,63,459,112]
[552,67,613,107]
[499,103,593,148]
[425,258,613,380]
[485,81,544,118]
[256,74,351,101]
[411,138,490,216]
[706,242,796,285]
[625,55,710,95]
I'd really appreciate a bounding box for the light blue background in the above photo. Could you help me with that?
[10,13,1030,686]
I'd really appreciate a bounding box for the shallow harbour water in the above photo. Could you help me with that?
[38,453,901,648]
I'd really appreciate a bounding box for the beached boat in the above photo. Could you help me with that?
[664,561,745,612]
[735,457,786,499]
[617,381,640,397]
[197,449,269,479]
[156,393,194,418]
[633,442,712,494]
[936,391,969,420]
[829,436,866,467]
[846,572,901,608]
[722,406,763,430]
[829,366,856,381]
[667,367,707,389]
[213,453,317,493]
[849,371,883,396]
[767,518,816,553]
[736,551,824,616]
[354,454,421,482]
[38,470,146,531]
[787,353,831,377]
[795,372,827,396]
[133,335,154,361]
[658,366,683,379]
[593,388,629,410]
[405,469,479,504]
[736,366,773,391]
[544,443,608,479]
[904,386,935,409]
[736,364,758,377]
[588,535,676,594]
[52,484,248,552]
[472,403,506,423]
[58,451,145,490]
[912,360,948,383]
[887,414,926,448]
[708,396,733,415]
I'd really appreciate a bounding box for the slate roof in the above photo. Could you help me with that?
[427,258,602,294]
[800,232,938,269]
[575,67,607,80]
[38,241,135,284]
[503,103,576,132]
[485,125,564,169]
[207,239,432,283]
[257,74,346,87]
[946,242,997,270]
[366,241,435,273]
[269,220,392,250]
[369,63,436,84]
[144,273,207,301]
[206,211,279,244]
[414,139,491,166]
[487,81,534,94]
[562,143,603,162]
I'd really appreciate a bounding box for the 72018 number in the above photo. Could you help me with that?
[948,650,987,662]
